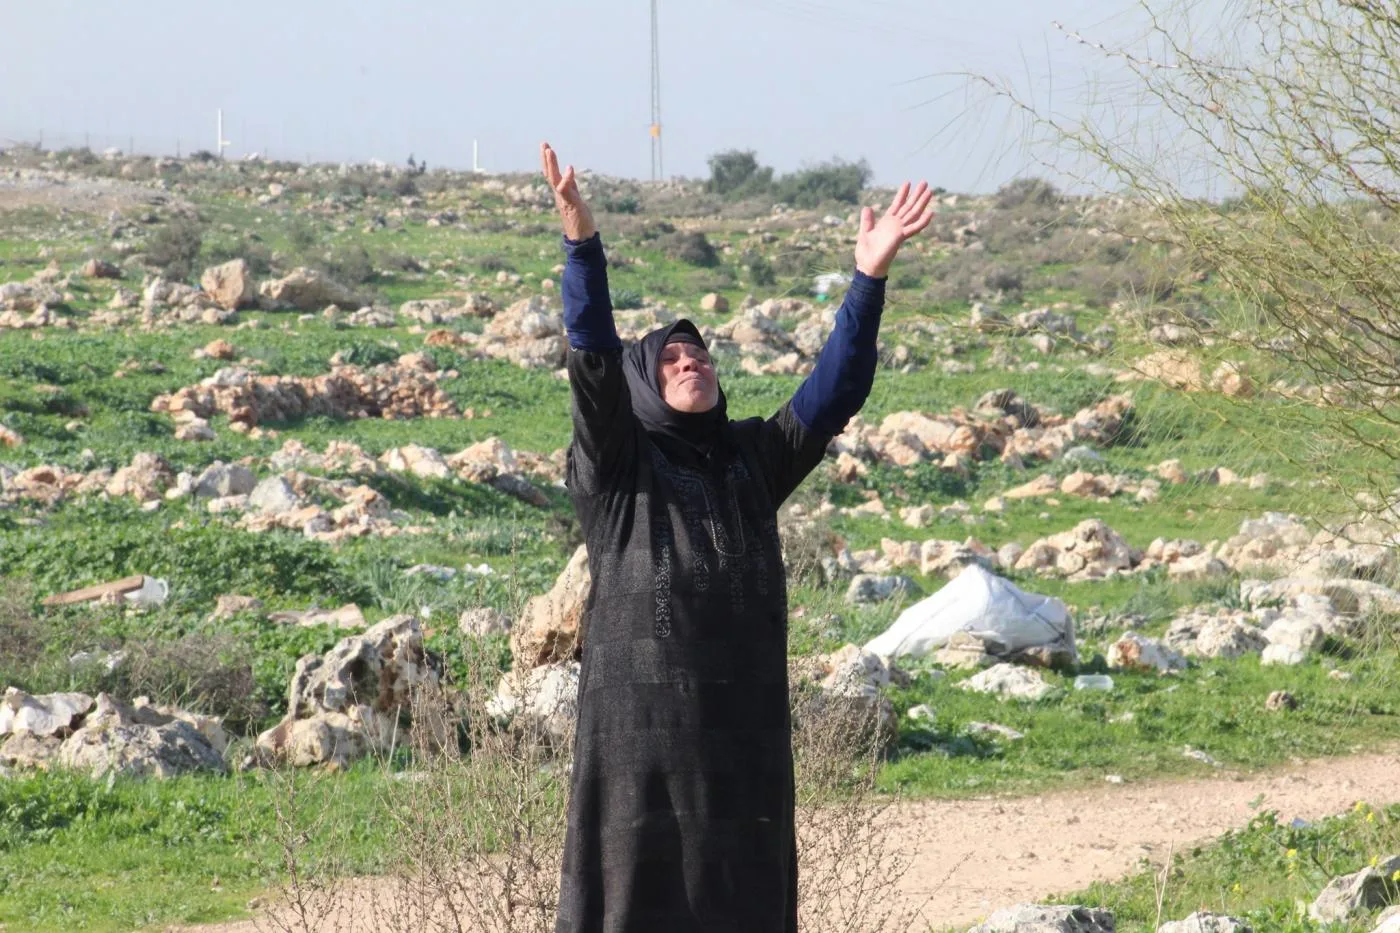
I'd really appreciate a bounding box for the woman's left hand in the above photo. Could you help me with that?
[854,181,936,279]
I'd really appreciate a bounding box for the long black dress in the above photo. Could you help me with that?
[555,337,832,933]
[553,231,886,933]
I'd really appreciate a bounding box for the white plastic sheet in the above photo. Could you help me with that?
[863,564,1071,660]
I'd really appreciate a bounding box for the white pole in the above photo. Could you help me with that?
[216,109,231,159]
[473,139,479,173]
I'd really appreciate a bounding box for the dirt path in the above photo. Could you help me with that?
[890,748,1400,928]
[184,748,1400,933]
[0,171,173,215]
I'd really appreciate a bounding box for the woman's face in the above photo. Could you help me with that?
[657,340,719,413]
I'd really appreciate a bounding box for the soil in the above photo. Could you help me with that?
[178,748,1400,932]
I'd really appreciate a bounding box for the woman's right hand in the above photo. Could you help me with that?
[541,142,597,242]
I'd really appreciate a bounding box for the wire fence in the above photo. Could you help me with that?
[0,128,363,167]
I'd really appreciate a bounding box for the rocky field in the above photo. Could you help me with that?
[1,146,1397,932]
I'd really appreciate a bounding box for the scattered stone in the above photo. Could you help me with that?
[798,643,899,744]
[380,444,452,479]
[511,545,590,669]
[907,704,935,721]
[846,574,918,604]
[1005,474,1059,500]
[253,615,436,769]
[1261,645,1308,666]
[1372,906,1400,933]
[1265,690,1297,711]
[56,694,227,779]
[258,266,362,310]
[958,663,1056,701]
[478,295,566,369]
[1159,902,1248,924]
[486,661,579,747]
[248,476,301,513]
[104,452,173,502]
[175,419,216,441]
[1015,520,1139,581]
[212,594,264,619]
[152,358,459,429]
[459,608,511,637]
[194,462,257,498]
[0,424,23,448]
[966,721,1025,741]
[936,632,997,670]
[699,292,729,312]
[968,904,1115,932]
[0,688,94,738]
[1309,855,1400,923]
[199,338,237,360]
[1107,633,1188,674]
[201,259,256,310]
[1194,618,1269,659]
[81,258,121,279]
[267,604,366,630]
[1182,746,1222,768]
[832,394,1133,472]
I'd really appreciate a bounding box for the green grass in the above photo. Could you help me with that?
[5,153,1400,932]
[0,767,394,933]
[1050,802,1400,932]
[878,652,1400,798]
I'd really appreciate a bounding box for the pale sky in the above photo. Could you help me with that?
[2,0,1183,192]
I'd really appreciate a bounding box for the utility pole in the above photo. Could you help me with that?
[216,109,231,160]
[650,0,663,182]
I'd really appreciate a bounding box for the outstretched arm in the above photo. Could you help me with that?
[544,143,620,352]
[544,142,634,492]
[757,181,936,503]
[790,180,936,435]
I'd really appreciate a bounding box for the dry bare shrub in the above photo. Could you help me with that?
[252,767,360,933]
[245,627,922,931]
[0,580,42,671]
[368,648,570,933]
[791,681,926,933]
[120,632,264,731]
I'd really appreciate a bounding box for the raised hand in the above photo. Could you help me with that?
[541,142,597,242]
[854,181,936,279]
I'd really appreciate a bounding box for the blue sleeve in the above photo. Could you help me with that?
[561,233,622,351]
[788,270,887,436]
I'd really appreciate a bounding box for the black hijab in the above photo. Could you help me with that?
[623,319,728,457]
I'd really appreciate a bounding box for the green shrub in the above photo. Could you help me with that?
[143,216,205,280]
[774,158,871,207]
[745,251,777,287]
[706,149,776,200]
[601,194,642,214]
[319,244,376,285]
[994,177,1061,210]
[0,504,371,610]
[660,231,719,267]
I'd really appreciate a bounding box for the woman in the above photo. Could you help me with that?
[543,142,933,933]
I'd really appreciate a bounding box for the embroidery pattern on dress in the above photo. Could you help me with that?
[650,511,673,638]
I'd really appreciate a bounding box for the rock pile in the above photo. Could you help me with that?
[257,266,364,310]
[150,355,459,435]
[0,688,226,779]
[476,295,567,369]
[252,615,437,769]
[1014,519,1140,581]
[832,392,1134,472]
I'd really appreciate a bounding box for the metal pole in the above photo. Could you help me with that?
[650,0,663,181]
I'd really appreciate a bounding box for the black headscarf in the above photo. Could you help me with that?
[623,319,728,457]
